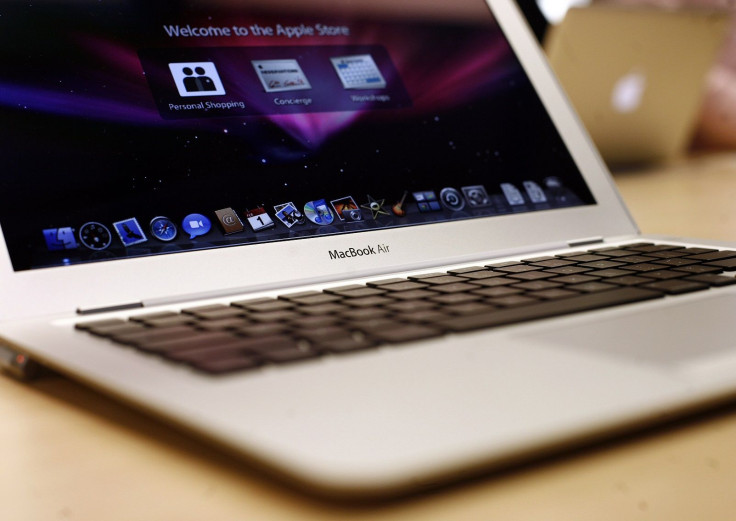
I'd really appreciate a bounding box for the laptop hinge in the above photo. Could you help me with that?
[76,301,144,316]
[567,237,605,248]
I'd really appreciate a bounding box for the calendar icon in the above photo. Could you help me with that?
[245,207,275,232]
[330,54,387,90]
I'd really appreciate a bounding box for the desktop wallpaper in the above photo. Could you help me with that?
[0,0,595,270]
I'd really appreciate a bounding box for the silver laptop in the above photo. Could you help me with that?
[2,0,736,499]
[545,5,729,165]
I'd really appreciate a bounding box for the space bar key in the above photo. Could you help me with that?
[439,287,662,332]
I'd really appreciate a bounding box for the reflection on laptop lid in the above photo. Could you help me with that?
[544,5,729,165]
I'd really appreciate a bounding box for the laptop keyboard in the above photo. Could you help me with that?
[76,243,736,375]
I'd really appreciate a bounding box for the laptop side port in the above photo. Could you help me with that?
[0,343,44,380]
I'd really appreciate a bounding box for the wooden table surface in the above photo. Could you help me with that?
[2,153,736,521]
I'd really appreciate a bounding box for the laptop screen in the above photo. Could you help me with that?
[0,0,595,272]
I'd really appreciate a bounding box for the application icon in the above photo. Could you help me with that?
[361,195,390,220]
[501,183,525,206]
[245,207,275,231]
[461,185,493,209]
[330,55,387,90]
[149,216,178,242]
[113,218,147,247]
[412,190,442,212]
[168,62,226,97]
[252,59,312,93]
[304,199,335,225]
[78,222,112,251]
[43,227,79,251]
[330,196,362,221]
[523,181,548,203]
[215,207,245,235]
[439,187,466,211]
[391,191,409,217]
[274,202,306,228]
[182,213,212,239]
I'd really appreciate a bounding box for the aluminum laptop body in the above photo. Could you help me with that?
[1,0,736,499]
[545,5,730,166]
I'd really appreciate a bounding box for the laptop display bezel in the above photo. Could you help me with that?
[0,0,638,320]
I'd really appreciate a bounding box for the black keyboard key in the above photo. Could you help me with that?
[438,287,662,332]
[447,266,489,275]
[408,272,450,280]
[471,286,523,298]
[673,264,723,275]
[249,310,301,323]
[578,260,627,269]
[380,281,429,292]
[585,268,634,278]
[543,266,591,275]
[85,322,147,337]
[622,263,665,273]
[569,282,618,293]
[685,274,736,287]
[445,302,497,315]
[320,335,379,354]
[129,311,179,323]
[325,286,387,298]
[706,258,736,271]
[232,298,295,312]
[526,258,577,268]
[548,274,600,284]
[528,288,580,300]
[139,331,243,354]
[642,280,710,295]
[195,318,250,331]
[606,275,652,286]
[366,277,410,287]
[486,295,540,307]
[469,276,519,287]
[686,250,736,261]
[140,315,196,328]
[343,296,395,308]
[282,293,342,305]
[387,289,437,300]
[191,356,261,374]
[653,258,699,267]
[507,271,556,281]
[340,307,390,320]
[114,326,196,347]
[429,293,481,305]
[460,270,508,280]
[626,244,680,253]
[511,280,563,291]
[296,303,347,316]
[617,255,656,264]
[297,326,354,343]
[638,270,685,280]
[386,300,437,313]
[420,275,471,285]
[428,282,479,294]
[493,264,542,274]
[234,322,292,337]
[561,254,610,263]
[399,310,454,323]
[75,318,126,330]
[369,324,444,344]
[588,248,639,257]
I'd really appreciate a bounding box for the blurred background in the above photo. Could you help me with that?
[515,0,736,165]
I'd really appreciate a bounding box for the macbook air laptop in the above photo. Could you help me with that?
[545,5,730,166]
[2,0,736,499]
